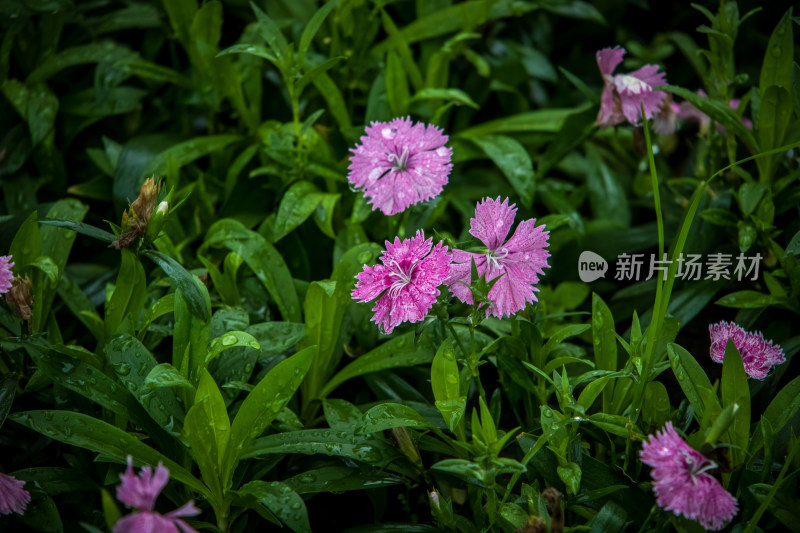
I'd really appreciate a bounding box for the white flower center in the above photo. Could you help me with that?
[387,146,410,172]
[616,74,651,95]
[679,450,718,486]
[486,247,509,270]
[388,259,415,297]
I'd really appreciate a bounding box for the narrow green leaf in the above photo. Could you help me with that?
[239,480,311,533]
[759,8,793,95]
[360,403,432,433]
[38,219,116,243]
[244,430,402,467]
[222,345,315,488]
[320,332,434,399]
[144,363,196,392]
[251,2,289,58]
[9,410,208,497]
[468,135,534,207]
[203,218,301,322]
[667,343,715,420]
[142,250,211,322]
[591,293,616,411]
[206,331,260,364]
[297,0,339,66]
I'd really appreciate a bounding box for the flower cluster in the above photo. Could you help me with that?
[0,471,30,516]
[348,117,453,216]
[640,422,738,531]
[352,198,550,332]
[596,46,668,128]
[708,321,785,379]
[114,457,200,533]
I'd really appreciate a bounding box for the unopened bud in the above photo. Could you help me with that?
[388,427,422,466]
[113,177,163,250]
[144,201,169,243]
[5,275,33,329]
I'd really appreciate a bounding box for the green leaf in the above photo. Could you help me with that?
[320,332,434,399]
[295,57,344,94]
[467,135,534,207]
[207,331,261,364]
[715,290,782,308]
[591,293,617,411]
[28,346,128,417]
[759,8,794,95]
[243,429,402,467]
[588,502,627,533]
[642,381,670,425]
[749,374,800,456]
[0,372,19,430]
[284,466,404,494]
[251,2,289,59]
[667,343,715,421]
[380,9,424,91]
[144,363,196,392]
[26,43,138,83]
[756,85,792,181]
[458,106,587,137]
[203,218,301,322]
[184,369,230,504]
[273,181,339,242]
[106,333,185,433]
[431,339,465,433]
[9,410,208,497]
[385,50,410,117]
[105,249,147,339]
[312,72,352,130]
[247,321,305,357]
[222,345,315,489]
[238,480,311,533]
[738,182,768,216]
[38,219,116,243]
[360,403,432,433]
[297,0,338,66]
[142,250,211,322]
[411,88,479,109]
[301,243,381,408]
[141,134,242,181]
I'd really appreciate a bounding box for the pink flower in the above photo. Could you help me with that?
[446,197,549,318]
[352,230,451,334]
[0,472,30,516]
[709,321,785,379]
[348,117,453,216]
[640,422,738,531]
[0,255,14,294]
[675,90,753,133]
[114,457,200,533]
[596,46,667,127]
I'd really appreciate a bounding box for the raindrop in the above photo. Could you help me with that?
[222,334,238,346]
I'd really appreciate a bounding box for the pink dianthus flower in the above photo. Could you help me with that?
[352,230,451,334]
[596,46,668,127]
[640,422,738,531]
[114,456,200,533]
[674,90,753,133]
[348,117,453,216]
[709,321,785,380]
[0,255,14,294]
[446,197,549,318]
[0,472,30,516]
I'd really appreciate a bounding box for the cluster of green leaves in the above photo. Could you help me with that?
[1,0,799,532]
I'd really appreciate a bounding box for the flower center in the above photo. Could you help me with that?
[388,259,415,297]
[616,74,651,95]
[485,247,509,270]
[387,146,410,172]
[679,450,718,485]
